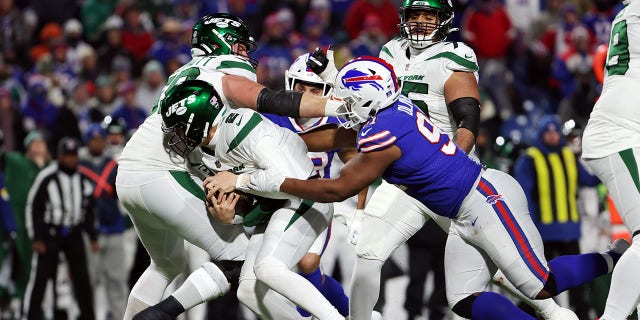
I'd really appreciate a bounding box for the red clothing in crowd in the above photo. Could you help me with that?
[343,0,400,39]
[463,3,513,58]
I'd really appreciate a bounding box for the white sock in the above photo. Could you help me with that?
[237,279,300,320]
[350,258,384,320]
[123,265,174,319]
[254,257,343,320]
[172,262,230,310]
[601,239,640,320]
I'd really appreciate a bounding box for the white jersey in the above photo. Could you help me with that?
[583,1,640,159]
[118,55,257,172]
[379,38,479,137]
[204,108,315,199]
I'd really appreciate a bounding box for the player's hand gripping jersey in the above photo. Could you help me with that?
[357,95,482,218]
[207,108,315,200]
[582,0,640,159]
[118,55,256,172]
[379,39,479,136]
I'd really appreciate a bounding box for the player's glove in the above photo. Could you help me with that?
[236,168,286,194]
[346,209,365,245]
[307,46,339,84]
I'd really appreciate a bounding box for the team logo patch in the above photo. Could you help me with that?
[342,69,383,91]
[486,194,503,204]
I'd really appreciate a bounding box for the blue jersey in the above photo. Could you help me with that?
[356,95,482,218]
[264,115,341,179]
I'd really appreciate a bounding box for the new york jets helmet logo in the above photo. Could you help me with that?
[203,17,241,28]
[165,94,195,117]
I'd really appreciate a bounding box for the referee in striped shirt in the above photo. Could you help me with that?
[23,137,99,320]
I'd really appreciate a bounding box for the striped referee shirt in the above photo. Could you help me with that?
[25,161,97,241]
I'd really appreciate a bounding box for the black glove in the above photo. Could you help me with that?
[306,45,333,75]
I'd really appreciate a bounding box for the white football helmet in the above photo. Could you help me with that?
[333,56,401,128]
[285,53,332,97]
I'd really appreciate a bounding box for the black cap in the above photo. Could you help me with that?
[57,137,80,155]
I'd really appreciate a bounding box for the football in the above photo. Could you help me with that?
[206,189,255,216]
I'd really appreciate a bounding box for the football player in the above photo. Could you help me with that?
[305,1,576,319]
[160,79,344,320]
[117,13,345,319]
[582,0,640,318]
[208,56,630,320]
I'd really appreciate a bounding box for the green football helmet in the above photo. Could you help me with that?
[398,0,455,48]
[191,13,258,66]
[160,79,225,156]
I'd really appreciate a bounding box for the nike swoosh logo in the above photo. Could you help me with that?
[465,54,473,59]
[361,128,373,136]
[471,216,478,226]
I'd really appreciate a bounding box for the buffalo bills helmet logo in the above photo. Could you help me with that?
[341,69,384,91]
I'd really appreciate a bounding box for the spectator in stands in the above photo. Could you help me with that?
[0,0,31,68]
[63,19,93,75]
[120,5,153,73]
[92,75,120,117]
[80,0,117,43]
[0,88,26,152]
[462,0,515,119]
[343,0,399,40]
[110,80,147,133]
[97,15,135,75]
[350,13,388,57]
[135,60,165,109]
[149,17,190,67]
[21,75,59,136]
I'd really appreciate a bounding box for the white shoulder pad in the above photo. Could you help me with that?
[428,42,479,75]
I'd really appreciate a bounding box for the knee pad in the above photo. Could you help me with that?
[237,279,257,308]
[451,294,478,319]
[254,256,288,286]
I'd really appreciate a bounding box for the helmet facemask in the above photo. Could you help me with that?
[333,56,400,129]
[399,3,454,49]
[160,80,225,158]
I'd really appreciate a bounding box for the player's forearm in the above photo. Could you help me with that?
[454,128,475,154]
[280,178,353,203]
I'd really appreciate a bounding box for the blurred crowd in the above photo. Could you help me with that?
[0,0,630,319]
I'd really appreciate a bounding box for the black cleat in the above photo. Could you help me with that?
[133,306,175,320]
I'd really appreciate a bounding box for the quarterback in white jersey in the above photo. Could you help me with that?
[582,0,640,318]
[150,78,343,320]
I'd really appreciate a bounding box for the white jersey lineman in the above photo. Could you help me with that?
[582,1,640,319]
[203,107,344,320]
[116,55,253,317]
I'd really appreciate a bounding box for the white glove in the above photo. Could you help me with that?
[346,209,365,245]
[236,168,286,194]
